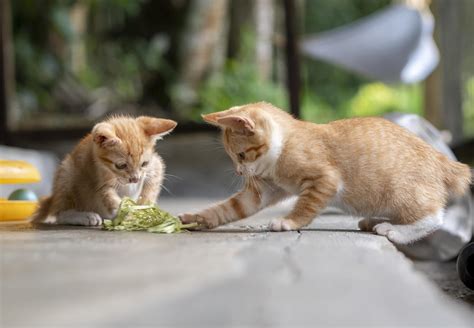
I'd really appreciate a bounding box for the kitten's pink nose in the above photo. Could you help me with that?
[129,176,139,183]
[236,168,242,176]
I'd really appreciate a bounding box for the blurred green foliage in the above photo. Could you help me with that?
[196,29,286,118]
[463,77,474,135]
[301,0,422,122]
[12,0,425,127]
[303,0,390,110]
[197,60,287,118]
[349,83,423,117]
[198,0,423,123]
[12,0,172,120]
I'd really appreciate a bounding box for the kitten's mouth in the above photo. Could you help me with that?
[117,177,140,185]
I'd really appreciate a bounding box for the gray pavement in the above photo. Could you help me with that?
[1,199,473,327]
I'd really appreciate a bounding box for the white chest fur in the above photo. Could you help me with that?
[248,118,283,178]
[116,177,145,201]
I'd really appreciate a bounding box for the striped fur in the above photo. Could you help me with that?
[180,102,471,244]
[32,116,177,225]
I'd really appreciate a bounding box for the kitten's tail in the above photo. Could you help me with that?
[31,196,52,223]
[443,157,472,197]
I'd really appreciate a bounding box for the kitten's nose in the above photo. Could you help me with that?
[129,176,139,183]
[236,168,242,176]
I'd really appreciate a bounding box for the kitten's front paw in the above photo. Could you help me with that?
[102,195,121,219]
[179,213,219,229]
[57,211,103,226]
[270,218,300,231]
[102,207,118,220]
[83,212,103,226]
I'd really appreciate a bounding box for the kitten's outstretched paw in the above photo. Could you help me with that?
[85,212,103,226]
[103,208,118,220]
[179,213,218,229]
[57,210,103,226]
[270,218,299,231]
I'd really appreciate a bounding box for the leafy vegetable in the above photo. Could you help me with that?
[103,197,197,233]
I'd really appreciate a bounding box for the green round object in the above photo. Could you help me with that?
[8,188,38,201]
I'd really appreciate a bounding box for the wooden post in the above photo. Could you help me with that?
[255,0,275,81]
[424,0,442,128]
[283,0,301,117]
[0,0,13,144]
[438,0,463,144]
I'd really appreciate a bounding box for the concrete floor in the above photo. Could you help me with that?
[2,199,473,327]
[415,260,474,309]
[2,135,474,326]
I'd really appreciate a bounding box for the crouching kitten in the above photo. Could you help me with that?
[180,102,471,244]
[32,115,177,226]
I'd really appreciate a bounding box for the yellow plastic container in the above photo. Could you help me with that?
[0,198,38,221]
[0,160,41,222]
[0,160,41,184]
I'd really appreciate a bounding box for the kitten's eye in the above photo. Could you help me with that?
[115,163,127,170]
[238,152,245,161]
[141,161,149,167]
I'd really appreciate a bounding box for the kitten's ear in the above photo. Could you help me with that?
[201,106,243,126]
[137,116,177,140]
[201,112,223,126]
[92,122,120,148]
[216,116,255,135]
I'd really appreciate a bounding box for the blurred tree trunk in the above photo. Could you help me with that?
[69,2,89,74]
[229,0,275,81]
[176,0,229,111]
[438,0,463,143]
[425,0,463,144]
[254,0,274,81]
[273,1,287,89]
[0,0,14,139]
[228,0,253,59]
[424,0,442,128]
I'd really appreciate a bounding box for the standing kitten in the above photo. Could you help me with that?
[180,102,471,244]
[33,115,177,226]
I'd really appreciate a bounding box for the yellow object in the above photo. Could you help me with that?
[0,160,41,184]
[0,198,38,221]
[1,160,42,221]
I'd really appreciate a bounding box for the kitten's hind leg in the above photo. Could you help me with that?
[56,210,103,226]
[372,210,443,244]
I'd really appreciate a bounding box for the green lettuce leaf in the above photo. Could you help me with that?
[103,197,197,233]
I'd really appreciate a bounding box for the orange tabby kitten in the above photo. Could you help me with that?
[33,115,177,225]
[180,102,471,244]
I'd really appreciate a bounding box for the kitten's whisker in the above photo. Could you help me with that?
[95,178,118,192]
[161,184,173,196]
[252,178,263,201]
[259,178,275,192]
[164,173,183,181]
[257,188,263,201]
[228,175,239,192]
